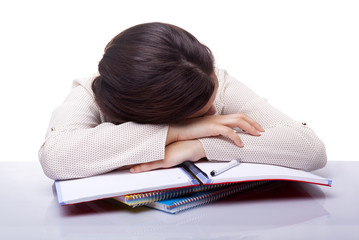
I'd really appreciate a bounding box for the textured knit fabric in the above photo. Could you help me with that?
[39,69,327,180]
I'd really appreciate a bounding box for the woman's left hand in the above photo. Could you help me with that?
[167,113,264,147]
[130,140,205,173]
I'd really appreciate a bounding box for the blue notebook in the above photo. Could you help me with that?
[145,181,269,214]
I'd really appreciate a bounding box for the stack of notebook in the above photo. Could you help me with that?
[54,161,332,214]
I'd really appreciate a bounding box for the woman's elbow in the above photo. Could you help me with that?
[39,145,65,180]
[38,137,78,180]
[280,125,327,171]
[299,130,327,171]
[308,137,327,171]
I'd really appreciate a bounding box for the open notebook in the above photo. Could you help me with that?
[55,162,332,205]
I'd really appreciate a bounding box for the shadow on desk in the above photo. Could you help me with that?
[43,181,329,240]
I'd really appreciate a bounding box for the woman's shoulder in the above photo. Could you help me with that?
[214,68,252,90]
[213,68,260,107]
[214,68,228,83]
[71,73,99,96]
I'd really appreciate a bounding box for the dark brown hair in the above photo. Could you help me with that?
[92,22,215,124]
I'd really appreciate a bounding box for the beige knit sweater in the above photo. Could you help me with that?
[39,69,327,180]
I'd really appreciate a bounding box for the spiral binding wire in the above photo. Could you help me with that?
[117,183,234,207]
[165,181,270,213]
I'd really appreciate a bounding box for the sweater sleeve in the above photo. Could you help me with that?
[198,69,327,171]
[38,78,168,180]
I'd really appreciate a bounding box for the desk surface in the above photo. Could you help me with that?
[0,161,358,240]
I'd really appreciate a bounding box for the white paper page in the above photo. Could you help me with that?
[195,162,332,186]
[56,167,193,205]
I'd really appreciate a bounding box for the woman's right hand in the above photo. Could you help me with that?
[130,139,205,173]
[166,113,265,147]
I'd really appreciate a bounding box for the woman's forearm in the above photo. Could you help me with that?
[199,122,327,171]
[39,123,169,180]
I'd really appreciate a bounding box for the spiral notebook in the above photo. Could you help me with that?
[145,181,269,214]
[55,161,332,205]
[115,183,235,207]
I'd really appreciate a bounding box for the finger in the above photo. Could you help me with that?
[234,119,261,136]
[222,114,263,135]
[217,114,263,135]
[130,160,165,173]
[241,114,265,132]
[217,126,244,147]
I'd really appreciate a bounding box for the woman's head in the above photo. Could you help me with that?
[92,22,216,124]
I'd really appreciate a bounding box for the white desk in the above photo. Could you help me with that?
[0,161,358,240]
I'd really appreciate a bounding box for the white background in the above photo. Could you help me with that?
[0,0,358,162]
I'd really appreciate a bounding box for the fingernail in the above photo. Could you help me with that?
[130,168,135,173]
